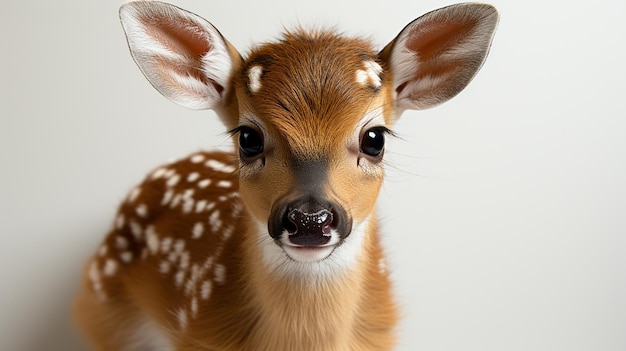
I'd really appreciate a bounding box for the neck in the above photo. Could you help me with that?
[239,216,396,350]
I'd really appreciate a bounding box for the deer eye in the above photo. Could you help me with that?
[237,126,264,158]
[360,127,387,157]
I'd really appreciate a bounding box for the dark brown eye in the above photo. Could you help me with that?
[238,126,263,158]
[360,127,386,157]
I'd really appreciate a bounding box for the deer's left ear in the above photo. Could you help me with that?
[380,3,499,114]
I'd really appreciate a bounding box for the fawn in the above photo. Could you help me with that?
[74,1,498,350]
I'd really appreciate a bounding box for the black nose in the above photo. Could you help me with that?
[284,208,333,246]
[268,197,352,246]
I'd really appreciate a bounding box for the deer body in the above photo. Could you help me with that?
[75,2,498,350]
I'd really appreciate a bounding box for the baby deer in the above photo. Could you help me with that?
[74,1,498,350]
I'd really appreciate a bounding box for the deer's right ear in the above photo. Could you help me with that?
[119,1,240,110]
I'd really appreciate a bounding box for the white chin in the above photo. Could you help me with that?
[282,245,335,263]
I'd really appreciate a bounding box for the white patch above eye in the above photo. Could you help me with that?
[355,61,383,88]
[248,65,263,93]
[357,106,386,130]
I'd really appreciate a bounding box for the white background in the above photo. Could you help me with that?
[1,0,625,350]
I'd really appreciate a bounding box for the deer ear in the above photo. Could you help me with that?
[380,3,499,113]
[119,1,239,110]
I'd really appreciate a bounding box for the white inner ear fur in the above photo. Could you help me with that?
[120,2,233,110]
[248,65,263,93]
[388,4,499,112]
[355,61,383,88]
[389,31,419,101]
[199,28,233,99]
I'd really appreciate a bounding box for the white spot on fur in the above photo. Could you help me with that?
[161,189,174,206]
[103,259,118,277]
[183,189,195,199]
[115,214,125,230]
[185,264,200,296]
[179,252,190,270]
[168,252,179,264]
[184,276,195,297]
[198,179,211,188]
[130,220,143,240]
[200,280,212,300]
[151,167,168,179]
[195,199,208,213]
[205,202,216,212]
[248,65,263,93]
[170,194,182,208]
[120,251,133,263]
[356,61,383,88]
[222,225,235,240]
[202,256,215,271]
[164,169,175,179]
[209,210,222,232]
[176,308,188,330]
[128,187,141,203]
[356,69,369,85]
[159,260,171,274]
[187,172,200,182]
[136,204,148,218]
[192,222,204,239]
[205,159,236,173]
[182,198,194,214]
[190,154,205,163]
[88,261,106,300]
[175,270,186,287]
[191,263,201,281]
[214,264,226,284]
[98,245,108,257]
[161,237,173,254]
[146,226,160,255]
[166,174,181,187]
[88,261,101,286]
[191,297,199,318]
[216,180,232,188]
[115,236,129,250]
[231,201,244,218]
[174,239,186,254]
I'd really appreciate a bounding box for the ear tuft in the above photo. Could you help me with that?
[381,3,499,113]
[119,1,237,110]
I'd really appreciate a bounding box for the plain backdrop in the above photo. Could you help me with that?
[1,0,625,350]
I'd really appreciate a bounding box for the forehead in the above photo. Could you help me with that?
[237,30,388,157]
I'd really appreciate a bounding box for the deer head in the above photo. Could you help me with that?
[119,1,498,275]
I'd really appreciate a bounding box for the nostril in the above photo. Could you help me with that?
[286,208,333,235]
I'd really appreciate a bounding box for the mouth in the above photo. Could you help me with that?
[281,243,338,262]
